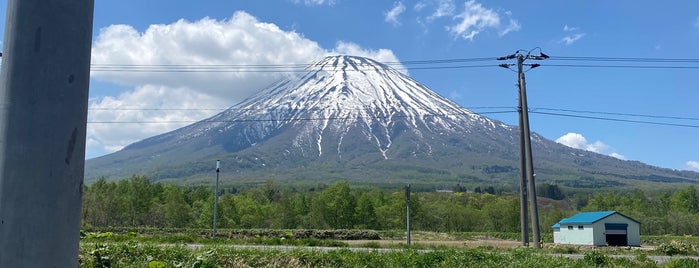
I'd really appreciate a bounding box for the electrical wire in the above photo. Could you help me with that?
[86,110,516,124]
[530,111,699,129]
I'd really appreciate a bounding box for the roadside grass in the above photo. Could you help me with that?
[79,242,699,268]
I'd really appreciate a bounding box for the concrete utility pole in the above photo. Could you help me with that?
[518,103,529,247]
[498,49,548,249]
[405,184,411,246]
[0,0,94,267]
[213,160,220,237]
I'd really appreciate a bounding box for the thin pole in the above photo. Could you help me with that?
[0,0,94,266]
[518,54,541,248]
[406,184,411,246]
[213,160,220,237]
[518,88,529,247]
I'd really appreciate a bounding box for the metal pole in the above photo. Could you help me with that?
[213,160,220,237]
[406,184,411,246]
[0,0,94,266]
[518,54,541,249]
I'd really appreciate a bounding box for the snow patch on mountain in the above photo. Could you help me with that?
[168,55,509,158]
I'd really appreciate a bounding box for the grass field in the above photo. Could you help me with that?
[79,229,699,267]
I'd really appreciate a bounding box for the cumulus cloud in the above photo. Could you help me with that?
[555,133,625,160]
[385,2,407,26]
[88,11,402,157]
[687,160,699,172]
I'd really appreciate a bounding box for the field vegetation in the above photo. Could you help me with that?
[79,176,699,267]
[83,176,699,236]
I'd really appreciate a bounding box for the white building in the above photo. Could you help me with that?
[552,211,640,246]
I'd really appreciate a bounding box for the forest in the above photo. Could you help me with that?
[81,176,699,236]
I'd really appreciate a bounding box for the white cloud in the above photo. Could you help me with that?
[499,19,521,36]
[563,24,578,32]
[88,11,402,156]
[609,153,626,160]
[426,0,456,21]
[332,42,403,69]
[555,132,624,159]
[694,16,699,29]
[447,0,519,41]
[687,161,699,171]
[560,33,585,45]
[293,0,336,6]
[559,24,585,45]
[385,2,407,26]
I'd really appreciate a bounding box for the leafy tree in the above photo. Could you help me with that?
[162,185,192,228]
[311,181,356,229]
[669,186,699,213]
[354,192,379,229]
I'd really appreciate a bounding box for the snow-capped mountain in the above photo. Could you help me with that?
[85,55,699,187]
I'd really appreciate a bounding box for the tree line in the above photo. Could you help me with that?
[82,176,699,235]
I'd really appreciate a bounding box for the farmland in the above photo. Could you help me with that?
[79,229,699,267]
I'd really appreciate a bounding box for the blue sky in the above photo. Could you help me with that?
[1,0,698,171]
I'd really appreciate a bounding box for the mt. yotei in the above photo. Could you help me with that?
[86,55,699,188]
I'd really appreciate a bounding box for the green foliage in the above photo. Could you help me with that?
[82,243,699,268]
[656,241,699,256]
[583,250,608,266]
[663,258,699,268]
[82,177,699,237]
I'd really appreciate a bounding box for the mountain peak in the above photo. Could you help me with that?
[86,55,699,188]
[308,55,392,72]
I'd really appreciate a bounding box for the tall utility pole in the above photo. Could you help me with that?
[405,184,411,246]
[0,0,94,266]
[213,160,220,237]
[518,102,529,247]
[498,49,548,249]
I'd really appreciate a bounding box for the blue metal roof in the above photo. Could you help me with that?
[557,211,617,225]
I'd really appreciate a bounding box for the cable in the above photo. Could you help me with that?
[539,64,699,69]
[530,111,699,129]
[549,56,699,63]
[532,108,699,122]
[86,110,517,124]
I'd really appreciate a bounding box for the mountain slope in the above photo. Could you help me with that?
[85,55,699,188]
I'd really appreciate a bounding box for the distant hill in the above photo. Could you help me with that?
[85,55,699,189]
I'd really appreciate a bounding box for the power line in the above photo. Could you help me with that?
[88,106,699,123]
[86,110,517,124]
[532,108,699,121]
[539,64,699,69]
[549,56,699,63]
[530,111,699,129]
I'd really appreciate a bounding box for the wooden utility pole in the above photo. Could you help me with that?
[0,0,94,266]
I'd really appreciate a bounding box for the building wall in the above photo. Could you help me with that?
[556,224,594,245]
[554,213,640,246]
[593,213,641,246]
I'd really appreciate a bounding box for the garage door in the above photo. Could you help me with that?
[605,223,628,246]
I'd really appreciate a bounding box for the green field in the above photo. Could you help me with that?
[79,230,699,267]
